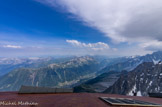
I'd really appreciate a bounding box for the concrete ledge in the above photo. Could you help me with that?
[18,85,73,94]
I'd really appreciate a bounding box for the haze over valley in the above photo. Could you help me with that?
[0,51,162,96]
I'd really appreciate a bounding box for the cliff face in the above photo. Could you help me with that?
[104,62,162,96]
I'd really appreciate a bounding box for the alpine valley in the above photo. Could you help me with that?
[0,51,162,96]
[74,51,162,95]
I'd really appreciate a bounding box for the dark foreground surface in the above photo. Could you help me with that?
[0,92,162,107]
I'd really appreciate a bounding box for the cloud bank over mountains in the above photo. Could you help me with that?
[37,0,162,51]
[66,40,109,51]
[3,45,22,49]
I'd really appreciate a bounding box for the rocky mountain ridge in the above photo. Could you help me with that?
[104,62,162,96]
[100,51,162,73]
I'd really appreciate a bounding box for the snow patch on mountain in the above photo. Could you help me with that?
[153,59,160,65]
[128,84,136,96]
[137,91,142,96]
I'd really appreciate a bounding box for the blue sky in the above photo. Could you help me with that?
[0,0,162,57]
[0,0,106,41]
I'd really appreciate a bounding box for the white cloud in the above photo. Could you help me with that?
[3,45,22,49]
[139,40,162,51]
[66,40,109,51]
[36,0,162,44]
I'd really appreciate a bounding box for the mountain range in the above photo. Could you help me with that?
[100,51,162,73]
[0,56,100,91]
[0,57,74,76]
[0,51,162,93]
[74,51,162,94]
[104,61,162,96]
